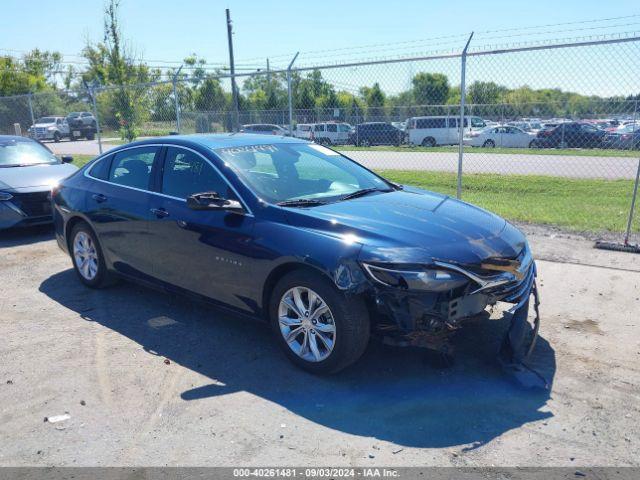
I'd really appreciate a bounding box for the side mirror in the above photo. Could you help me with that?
[187,192,244,214]
[61,155,73,163]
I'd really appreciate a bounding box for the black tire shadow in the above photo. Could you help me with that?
[0,224,54,248]
[40,269,555,449]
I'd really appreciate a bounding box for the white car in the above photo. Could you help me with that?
[310,122,352,145]
[241,124,290,136]
[464,125,536,148]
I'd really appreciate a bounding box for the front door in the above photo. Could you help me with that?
[146,146,256,312]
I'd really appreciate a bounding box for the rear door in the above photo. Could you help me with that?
[85,146,160,279]
[146,146,256,311]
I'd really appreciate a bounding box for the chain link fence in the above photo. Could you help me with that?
[2,35,639,242]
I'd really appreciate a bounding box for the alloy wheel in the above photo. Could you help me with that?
[278,286,336,362]
[73,231,99,281]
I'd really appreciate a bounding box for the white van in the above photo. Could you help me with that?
[311,122,352,145]
[293,123,313,140]
[406,116,486,146]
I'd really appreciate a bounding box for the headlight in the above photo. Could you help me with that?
[47,126,56,131]
[0,192,13,201]
[362,263,469,292]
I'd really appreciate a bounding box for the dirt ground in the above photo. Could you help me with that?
[0,225,639,467]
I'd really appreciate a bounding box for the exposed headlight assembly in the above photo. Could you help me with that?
[362,263,469,292]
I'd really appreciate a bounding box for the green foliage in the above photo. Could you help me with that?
[412,72,450,106]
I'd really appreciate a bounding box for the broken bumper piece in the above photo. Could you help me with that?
[370,250,541,379]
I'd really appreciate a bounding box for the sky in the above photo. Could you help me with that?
[1,0,639,97]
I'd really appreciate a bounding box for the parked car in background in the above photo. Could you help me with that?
[602,123,640,150]
[507,121,542,134]
[293,123,313,140]
[0,136,76,229]
[406,115,486,146]
[65,111,98,140]
[391,121,406,131]
[241,124,290,136]
[530,122,606,148]
[464,125,536,148]
[28,116,70,142]
[310,122,352,145]
[52,133,538,374]
[352,122,404,146]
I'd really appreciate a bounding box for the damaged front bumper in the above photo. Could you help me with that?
[366,247,540,366]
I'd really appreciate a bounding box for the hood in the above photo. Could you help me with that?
[284,187,526,266]
[0,162,78,192]
[34,122,56,127]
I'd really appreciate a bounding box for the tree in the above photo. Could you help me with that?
[411,72,450,106]
[81,0,158,140]
[467,81,506,105]
[360,83,386,109]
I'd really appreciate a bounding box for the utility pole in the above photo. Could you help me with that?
[266,58,271,87]
[226,8,239,132]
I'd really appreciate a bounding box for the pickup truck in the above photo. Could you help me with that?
[28,116,70,142]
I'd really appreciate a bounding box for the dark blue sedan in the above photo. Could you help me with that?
[53,134,539,374]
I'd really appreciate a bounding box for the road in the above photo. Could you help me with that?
[46,139,639,179]
[1,225,639,466]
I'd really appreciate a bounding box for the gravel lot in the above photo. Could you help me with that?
[1,225,639,466]
[45,139,638,180]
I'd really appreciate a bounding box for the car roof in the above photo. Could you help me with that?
[114,133,310,151]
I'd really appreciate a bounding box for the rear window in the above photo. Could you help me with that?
[88,155,112,180]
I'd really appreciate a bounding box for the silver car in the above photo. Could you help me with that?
[0,136,78,229]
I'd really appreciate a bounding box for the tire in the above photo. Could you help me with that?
[69,222,113,288]
[483,139,495,148]
[528,140,536,148]
[53,132,61,143]
[269,270,370,374]
[421,137,436,147]
[86,131,95,140]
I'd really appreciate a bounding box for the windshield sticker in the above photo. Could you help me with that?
[308,144,340,156]
[216,144,279,156]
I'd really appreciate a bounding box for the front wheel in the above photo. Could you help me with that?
[483,139,495,148]
[70,223,113,288]
[270,270,370,374]
[53,132,61,143]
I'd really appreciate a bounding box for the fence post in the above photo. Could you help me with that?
[85,82,103,154]
[623,100,640,245]
[27,93,35,131]
[287,52,300,136]
[456,32,474,200]
[172,65,183,134]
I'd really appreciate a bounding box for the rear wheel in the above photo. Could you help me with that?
[421,137,436,147]
[70,223,113,288]
[270,270,370,374]
[483,139,496,148]
[86,131,95,140]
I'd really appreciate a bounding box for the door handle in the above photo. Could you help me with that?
[150,208,169,218]
[92,193,107,203]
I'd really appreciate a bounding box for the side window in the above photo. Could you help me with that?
[314,124,325,132]
[108,147,158,189]
[81,112,91,117]
[162,147,235,200]
[327,124,337,132]
[447,118,457,128]
[338,124,350,132]
[88,155,112,180]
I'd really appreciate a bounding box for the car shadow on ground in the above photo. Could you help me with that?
[0,225,54,248]
[40,269,555,449]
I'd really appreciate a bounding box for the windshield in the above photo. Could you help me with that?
[36,117,56,123]
[0,138,59,167]
[214,143,392,204]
